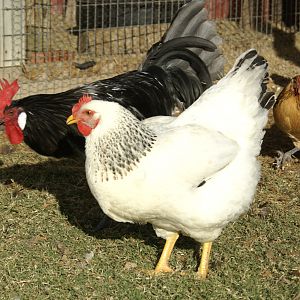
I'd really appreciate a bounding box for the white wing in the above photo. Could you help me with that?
[141,122,239,187]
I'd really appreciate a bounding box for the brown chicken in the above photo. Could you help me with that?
[273,75,300,168]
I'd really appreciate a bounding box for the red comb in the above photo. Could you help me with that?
[72,94,93,115]
[0,79,20,119]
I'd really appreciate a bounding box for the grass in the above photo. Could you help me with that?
[0,120,299,300]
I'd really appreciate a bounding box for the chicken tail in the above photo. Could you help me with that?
[176,49,274,154]
[220,49,275,152]
[140,0,224,112]
[225,49,275,109]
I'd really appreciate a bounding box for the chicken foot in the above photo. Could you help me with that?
[274,147,300,169]
[154,233,179,274]
[197,242,212,279]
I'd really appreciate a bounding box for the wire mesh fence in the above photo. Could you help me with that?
[0,0,299,98]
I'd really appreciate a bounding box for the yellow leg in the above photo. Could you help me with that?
[197,242,212,279]
[154,233,179,274]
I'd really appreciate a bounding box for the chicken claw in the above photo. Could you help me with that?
[274,148,299,169]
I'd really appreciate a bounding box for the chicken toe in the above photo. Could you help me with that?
[274,147,300,169]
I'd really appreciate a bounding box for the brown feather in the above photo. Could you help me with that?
[273,76,300,148]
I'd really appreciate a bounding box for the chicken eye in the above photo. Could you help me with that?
[5,110,13,116]
[86,110,92,115]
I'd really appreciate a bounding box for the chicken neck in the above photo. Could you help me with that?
[85,109,157,182]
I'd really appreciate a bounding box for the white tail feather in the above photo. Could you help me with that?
[175,49,272,155]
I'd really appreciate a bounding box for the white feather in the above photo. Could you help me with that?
[17,112,27,130]
[82,49,271,244]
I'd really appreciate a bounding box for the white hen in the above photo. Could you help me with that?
[67,49,275,278]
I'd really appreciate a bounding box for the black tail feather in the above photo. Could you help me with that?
[138,0,224,114]
[162,0,206,41]
[259,91,276,110]
[141,36,215,113]
[142,36,217,68]
[233,49,258,73]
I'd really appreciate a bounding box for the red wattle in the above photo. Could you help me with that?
[5,123,24,144]
[78,121,92,136]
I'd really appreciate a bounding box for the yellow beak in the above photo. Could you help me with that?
[66,114,78,125]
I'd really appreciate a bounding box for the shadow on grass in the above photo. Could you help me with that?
[0,158,197,254]
[261,124,294,158]
[0,159,101,229]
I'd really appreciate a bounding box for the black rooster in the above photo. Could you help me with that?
[0,0,224,159]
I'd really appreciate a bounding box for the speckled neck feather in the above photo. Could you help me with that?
[86,109,156,182]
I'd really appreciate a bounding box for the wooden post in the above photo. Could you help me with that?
[241,0,253,30]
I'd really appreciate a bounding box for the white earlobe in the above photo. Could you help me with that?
[18,112,27,130]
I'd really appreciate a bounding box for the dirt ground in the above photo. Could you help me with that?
[218,20,300,83]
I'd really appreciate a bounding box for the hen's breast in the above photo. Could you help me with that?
[273,94,300,145]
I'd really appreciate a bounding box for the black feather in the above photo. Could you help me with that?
[234,49,257,71]
[259,91,276,110]
[143,36,216,68]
